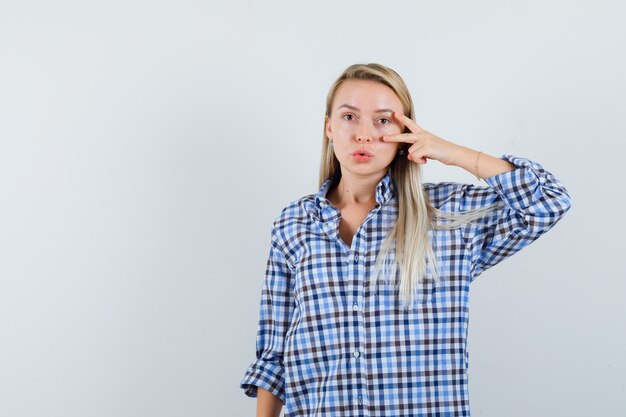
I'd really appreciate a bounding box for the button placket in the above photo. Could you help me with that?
[348,230,372,412]
[358,252,370,411]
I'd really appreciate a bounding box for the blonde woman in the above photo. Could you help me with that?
[240,63,572,416]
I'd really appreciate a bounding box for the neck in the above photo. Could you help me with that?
[329,169,387,206]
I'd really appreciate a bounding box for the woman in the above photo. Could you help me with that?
[240,63,572,416]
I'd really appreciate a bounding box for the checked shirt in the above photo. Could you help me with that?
[240,154,572,416]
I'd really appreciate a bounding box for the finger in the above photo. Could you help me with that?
[408,142,423,155]
[408,145,428,164]
[408,152,425,163]
[408,152,428,164]
[382,133,416,143]
[393,112,422,133]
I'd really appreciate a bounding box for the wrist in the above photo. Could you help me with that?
[449,145,473,167]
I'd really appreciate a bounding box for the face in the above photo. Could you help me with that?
[325,79,404,178]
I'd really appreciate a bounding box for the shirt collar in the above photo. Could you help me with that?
[314,167,395,210]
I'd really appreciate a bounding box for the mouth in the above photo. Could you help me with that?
[352,150,373,162]
[352,150,373,157]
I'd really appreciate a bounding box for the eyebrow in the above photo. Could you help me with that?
[337,104,394,114]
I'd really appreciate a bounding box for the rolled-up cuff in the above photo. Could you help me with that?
[240,358,286,404]
[483,154,549,211]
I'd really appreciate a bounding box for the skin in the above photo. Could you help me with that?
[382,112,516,177]
[255,79,517,412]
[256,387,282,417]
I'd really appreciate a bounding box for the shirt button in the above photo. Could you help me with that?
[358,394,363,405]
[352,303,359,311]
[354,254,359,263]
[353,350,360,358]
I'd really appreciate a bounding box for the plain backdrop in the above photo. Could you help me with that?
[1,1,625,416]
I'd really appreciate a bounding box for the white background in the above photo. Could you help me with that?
[1,1,625,416]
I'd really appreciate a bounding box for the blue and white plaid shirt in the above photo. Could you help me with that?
[240,154,572,416]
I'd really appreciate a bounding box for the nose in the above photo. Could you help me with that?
[356,125,373,143]
[356,121,374,143]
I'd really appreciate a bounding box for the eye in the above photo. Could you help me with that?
[379,117,390,125]
[342,113,355,121]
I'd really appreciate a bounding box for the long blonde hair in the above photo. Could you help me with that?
[320,63,504,310]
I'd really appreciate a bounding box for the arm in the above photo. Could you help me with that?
[257,387,283,417]
[240,224,295,409]
[451,146,517,180]
[454,153,572,281]
[382,112,519,181]
[380,113,572,280]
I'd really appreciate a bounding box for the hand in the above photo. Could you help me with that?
[382,112,462,166]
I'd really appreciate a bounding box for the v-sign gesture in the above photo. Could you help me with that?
[383,112,462,166]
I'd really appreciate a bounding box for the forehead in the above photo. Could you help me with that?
[333,79,402,111]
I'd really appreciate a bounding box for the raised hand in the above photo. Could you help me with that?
[382,112,462,166]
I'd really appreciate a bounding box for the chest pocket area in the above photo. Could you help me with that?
[293,259,343,316]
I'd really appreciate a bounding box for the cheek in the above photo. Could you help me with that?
[334,123,353,136]
[380,142,400,157]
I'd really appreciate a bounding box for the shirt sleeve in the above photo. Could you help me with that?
[239,225,295,404]
[465,154,572,281]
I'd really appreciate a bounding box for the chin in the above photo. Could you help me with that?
[346,164,389,175]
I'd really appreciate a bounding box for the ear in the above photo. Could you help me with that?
[325,115,332,139]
